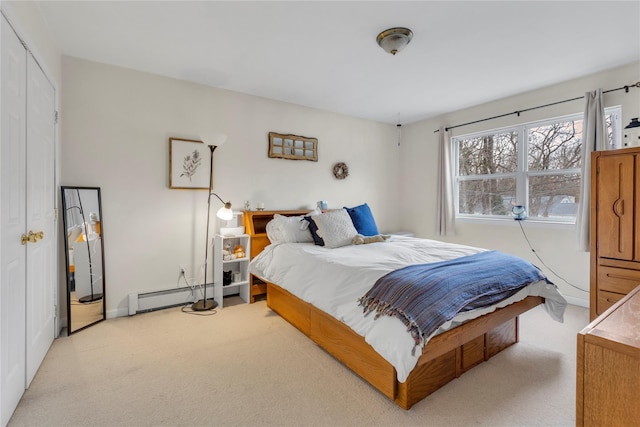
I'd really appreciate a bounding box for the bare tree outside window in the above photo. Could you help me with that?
[458,132,517,216]
[527,120,582,219]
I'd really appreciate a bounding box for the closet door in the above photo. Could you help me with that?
[25,54,55,385]
[0,15,28,427]
[1,15,56,425]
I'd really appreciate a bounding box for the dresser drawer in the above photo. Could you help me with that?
[597,265,640,295]
[597,290,626,315]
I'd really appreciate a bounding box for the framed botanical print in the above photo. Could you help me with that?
[169,137,211,189]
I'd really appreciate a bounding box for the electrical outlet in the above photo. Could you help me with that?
[179,265,186,275]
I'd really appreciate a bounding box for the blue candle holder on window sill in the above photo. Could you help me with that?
[512,205,527,221]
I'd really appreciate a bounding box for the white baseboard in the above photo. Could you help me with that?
[107,307,129,319]
[564,295,589,308]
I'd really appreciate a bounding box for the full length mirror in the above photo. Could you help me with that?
[61,186,105,333]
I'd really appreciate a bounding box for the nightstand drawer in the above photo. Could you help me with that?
[249,276,267,302]
[251,280,267,296]
[597,265,640,295]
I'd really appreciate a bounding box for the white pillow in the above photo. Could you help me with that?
[265,217,285,243]
[276,214,311,243]
[312,209,358,248]
[265,209,321,244]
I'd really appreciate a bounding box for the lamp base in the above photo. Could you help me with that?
[78,293,103,303]
[191,298,218,311]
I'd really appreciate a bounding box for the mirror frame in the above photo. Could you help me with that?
[61,186,106,334]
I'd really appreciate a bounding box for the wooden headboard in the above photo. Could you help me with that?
[242,209,309,302]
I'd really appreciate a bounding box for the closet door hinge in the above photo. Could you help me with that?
[54,110,59,124]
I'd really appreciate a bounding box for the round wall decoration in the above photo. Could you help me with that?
[333,162,349,180]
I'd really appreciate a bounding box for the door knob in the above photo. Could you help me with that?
[23,230,44,244]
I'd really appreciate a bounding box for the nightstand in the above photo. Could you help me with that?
[213,234,250,308]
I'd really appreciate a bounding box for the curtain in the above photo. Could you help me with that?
[437,126,456,236]
[576,89,607,251]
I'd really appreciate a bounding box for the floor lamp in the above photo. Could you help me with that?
[192,145,233,311]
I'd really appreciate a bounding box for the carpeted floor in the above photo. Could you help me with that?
[8,297,588,426]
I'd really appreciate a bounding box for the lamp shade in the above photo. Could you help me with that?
[624,118,640,129]
[216,203,233,221]
[201,133,228,147]
[67,225,82,242]
[623,118,640,148]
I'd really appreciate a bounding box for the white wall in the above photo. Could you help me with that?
[60,56,401,317]
[400,61,640,305]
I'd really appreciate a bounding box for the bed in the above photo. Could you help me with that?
[244,209,567,409]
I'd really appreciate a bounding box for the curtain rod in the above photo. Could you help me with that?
[433,81,640,133]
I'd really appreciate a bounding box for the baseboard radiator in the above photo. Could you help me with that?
[128,284,214,315]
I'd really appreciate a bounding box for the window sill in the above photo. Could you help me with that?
[456,216,575,230]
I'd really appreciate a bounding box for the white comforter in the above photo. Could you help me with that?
[249,235,567,382]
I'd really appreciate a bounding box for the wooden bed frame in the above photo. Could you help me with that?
[244,210,544,409]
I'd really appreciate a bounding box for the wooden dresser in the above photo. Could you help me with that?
[576,284,640,426]
[243,210,309,302]
[590,147,640,320]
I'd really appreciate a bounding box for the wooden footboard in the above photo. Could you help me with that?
[267,283,397,399]
[267,281,543,409]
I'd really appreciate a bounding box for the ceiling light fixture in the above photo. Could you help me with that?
[376,27,413,55]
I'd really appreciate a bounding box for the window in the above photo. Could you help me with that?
[453,107,621,223]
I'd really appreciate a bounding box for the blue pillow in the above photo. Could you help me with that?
[304,216,324,246]
[344,203,379,236]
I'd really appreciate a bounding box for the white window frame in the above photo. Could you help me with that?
[453,106,621,225]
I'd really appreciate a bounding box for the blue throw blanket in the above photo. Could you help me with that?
[358,251,551,354]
